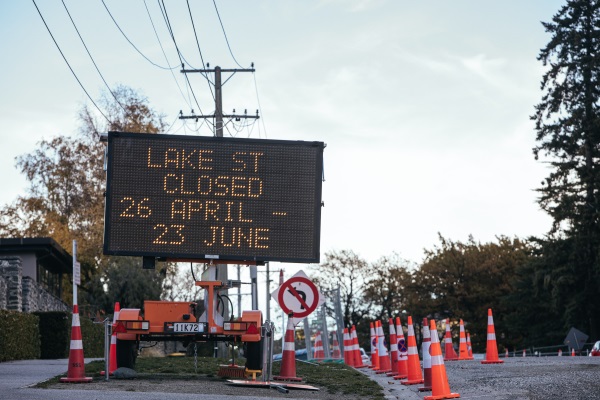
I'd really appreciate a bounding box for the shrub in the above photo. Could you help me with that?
[0,310,40,361]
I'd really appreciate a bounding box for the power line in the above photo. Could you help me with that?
[212,0,244,69]
[159,0,207,120]
[186,0,215,101]
[31,0,110,124]
[101,0,177,71]
[61,0,129,116]
[253,71,268,138]
[143,0,193,112]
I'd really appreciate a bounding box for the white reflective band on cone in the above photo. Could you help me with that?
[283,342,295,351]
[408,346,418,355]
[488,316,494,324]
[72,314,80,326]
[487,333,496,340]
[70,340,83,350]
[430,354,444,366]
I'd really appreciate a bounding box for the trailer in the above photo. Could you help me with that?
[113,278,263,371]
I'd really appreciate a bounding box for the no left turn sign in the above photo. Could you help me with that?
[271,270,324,325]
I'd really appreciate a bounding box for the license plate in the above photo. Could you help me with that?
[173,323,203,333]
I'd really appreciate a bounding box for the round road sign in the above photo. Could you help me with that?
[277,276,320,319]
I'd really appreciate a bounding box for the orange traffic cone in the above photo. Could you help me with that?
[376,320,391,374]
[343,328,355,366]
[60,305,92,383]
[443,319,458,361]
[351,325,367,368]
[313,331,324,360]
[331,331,341,359]
[418,317,432,392]
[457,319,469,360]
[424,319,460,400]
[522,349,527,357]
[571,348,575,357]
[393,316,408,379]
[481,308,504,364]
[558,349,562,357]
[400,316,424,385]
[505,348,509,358]
[101,302,120,376]
[387,318,399,376]
[466,333,474,360]
[273,315,302,382]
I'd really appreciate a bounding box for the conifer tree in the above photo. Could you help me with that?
[532,0,600,337]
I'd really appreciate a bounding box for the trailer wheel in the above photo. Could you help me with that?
[116,339,137,370]
[244,339,263,371]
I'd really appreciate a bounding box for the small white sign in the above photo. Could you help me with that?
[73,261,81,286]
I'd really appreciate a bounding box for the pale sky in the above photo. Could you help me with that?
[1,0,563,272]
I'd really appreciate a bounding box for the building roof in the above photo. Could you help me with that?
[0,238,72,274]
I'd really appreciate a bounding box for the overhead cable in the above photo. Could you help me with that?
[159,0,207,120]
[186,0,215,101]
[212,0,244,69]
[32,0,110,124]
[102,0,177,70]
[61,0,129,116]
[143,0,193,111]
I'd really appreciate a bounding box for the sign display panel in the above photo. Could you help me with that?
[103,132,324,263]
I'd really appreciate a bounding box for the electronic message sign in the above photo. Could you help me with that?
[103,132,324,263]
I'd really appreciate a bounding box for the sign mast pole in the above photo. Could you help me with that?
[72,240,80,306]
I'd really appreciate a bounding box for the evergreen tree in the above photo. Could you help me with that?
[532,0,600,338]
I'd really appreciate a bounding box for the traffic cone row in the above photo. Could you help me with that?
[345,308,512,400]
[60,304,92,383]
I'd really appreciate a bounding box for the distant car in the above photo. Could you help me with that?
[589,341,600,356]
[360,347,371,366]
[273,348,308,361]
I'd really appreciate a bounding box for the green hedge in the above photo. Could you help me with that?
[34,311,70,359]
[0,310,40,361]
[1,310,105,361]
[80,314,105,358]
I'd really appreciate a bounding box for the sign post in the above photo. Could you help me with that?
[72,240,79,306]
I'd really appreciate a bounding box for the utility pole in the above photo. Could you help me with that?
[179,65,259,136]
[180,64,259,357]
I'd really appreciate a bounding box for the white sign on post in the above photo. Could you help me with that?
[73,261,81,286]
[271,270,324,326]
